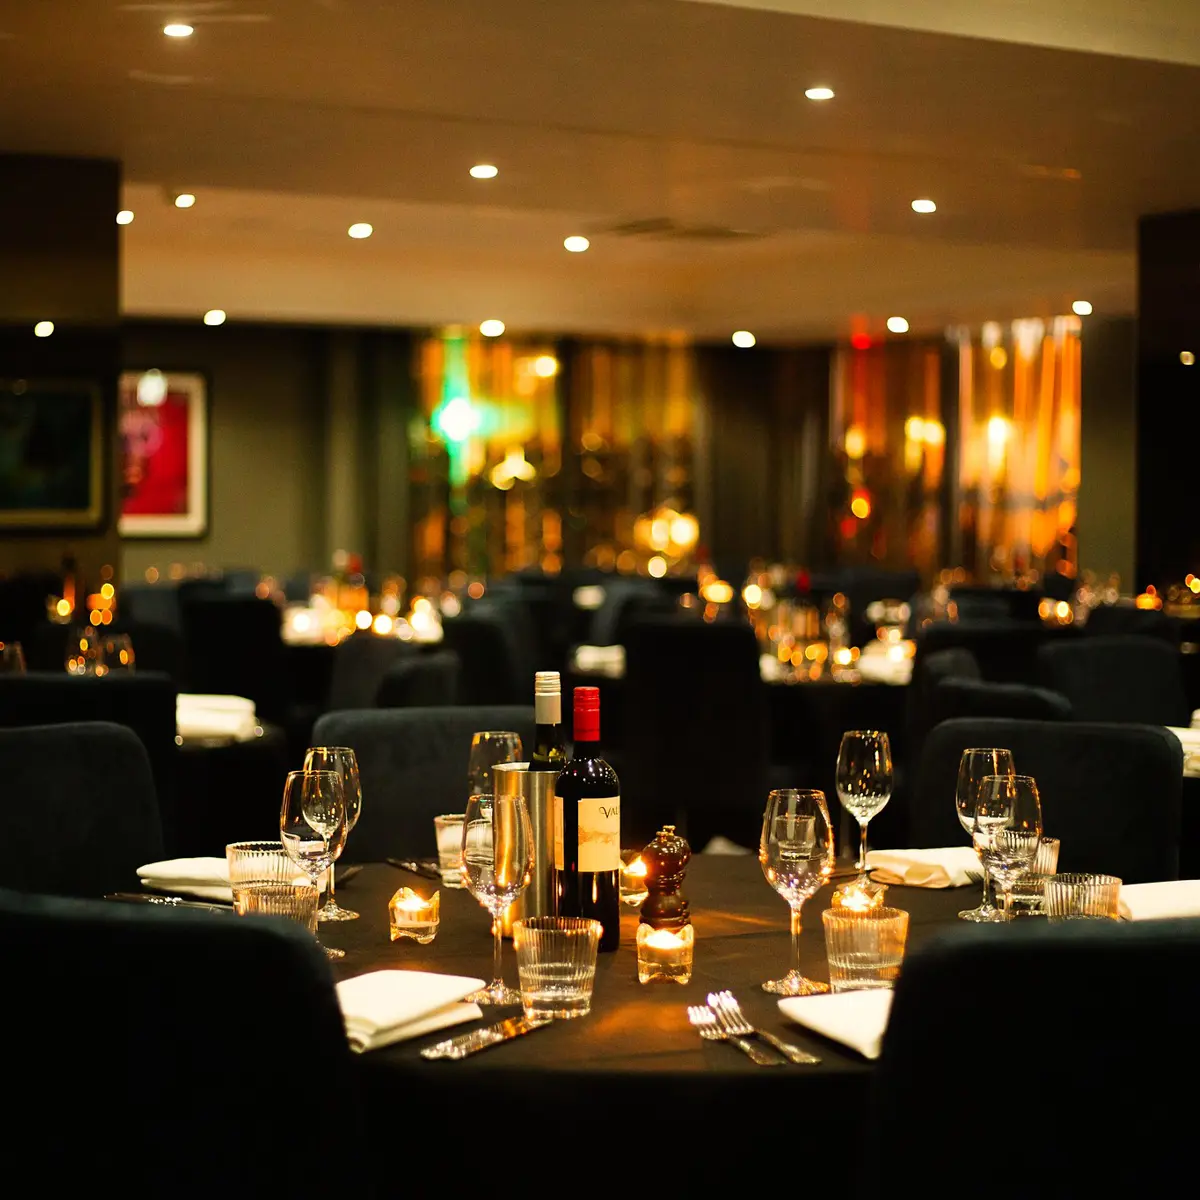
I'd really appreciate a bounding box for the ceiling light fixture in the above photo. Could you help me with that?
[563,235,590,253]
[804,86,835,101]
[886,316,910,334]
[33,321,54,338]
[1072,300,1093,316]
[469,164,499,180]
[173,192,196,209]
[163,23,194,38]
[203,309,227,326]
[479,319,505,337]
[731,330,756,348]
[116,210,134,226]
[911,199,937,214]
[348,222,373,239]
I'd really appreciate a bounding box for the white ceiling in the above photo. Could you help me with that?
[1,0,1198,340]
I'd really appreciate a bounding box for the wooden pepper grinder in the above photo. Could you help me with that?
[636,824,694,984]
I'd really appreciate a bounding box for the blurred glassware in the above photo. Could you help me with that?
[1044,872,1122,921]
[955,748,1017,923]
[0,642,26,674]
[66,626,104,676]
[1010,835,1061,914]
[434,813,466,887]
[101,633,135,672]
[973,774,1043,920]
[280,768,347,959]
[304,746,363,922]
[468,730,523,797]
[836,731,893,879]
[759,788,835,996]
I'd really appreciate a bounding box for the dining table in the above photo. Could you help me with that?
[332,853,966,1185]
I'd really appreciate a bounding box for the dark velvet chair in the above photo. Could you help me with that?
[869,918,1200,1193]
[324,631,416,711]
[440,608,528,705]
[0,888,365,1193]
[0,722,163,897]
[915,620,1075,684]
[1038,634,1190,727]
[0,672,180,852]
[911,717,1183,882]
[620,617,768,849]
[946,585,1044,623]
[929,677,1072,727]
[905,647,982,774]
[375,650,461,708]
[312,706,535,859]
[180,596,287,720]
[1084,603,1181,645]
[120,582,184,632]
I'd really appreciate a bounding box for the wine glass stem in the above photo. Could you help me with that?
[979,863,993,910]
[1001,887,1013,917]
[326,864,336,909]
[857,821,869,872]
[492,914,504,988]
[790,906,803,977]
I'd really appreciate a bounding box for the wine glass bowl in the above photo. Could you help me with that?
[467,731,524,796]
[280,768,347,959]
[835,731,893,878]
[303,746,362,922]
[973,774,1043,920]
[955,748,1017,923]
[759,788,834,996]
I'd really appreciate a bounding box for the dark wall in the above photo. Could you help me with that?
[1136,211,1200,589]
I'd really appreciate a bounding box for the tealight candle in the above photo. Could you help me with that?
[620,853,649,907]
[636,922,694,984]
[830,879,888,911]
[388,887,440,943]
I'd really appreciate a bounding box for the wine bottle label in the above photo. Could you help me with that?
[535,693,561,725]
[578,796,620,872]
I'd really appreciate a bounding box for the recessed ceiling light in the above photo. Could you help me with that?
[173,192,196,209]
[163,23,194,38]
[887,316,910,333]
[731,330,756,348]
[563,235,590,253]
[116,210,134,226]
[348,222,373,239]
[479,319,505,338]
[911,199,937,214]
[33,320,54,338]
[203,309,227,326]
[804,86,835,101]
[1072,300,1093,316]
[1182,351,1195,366]
[469,164,499,180]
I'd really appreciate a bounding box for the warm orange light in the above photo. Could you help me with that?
[623,856,648,879]
[831,880,887,910]
[850,494,871,519]
[354,609,372,630]
[55,599,71,617]
[372,613,394,636]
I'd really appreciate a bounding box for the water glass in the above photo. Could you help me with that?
[1044,873,1122,921]
[513,916,602,1019]
[0,642,26,674]
[433,813,466,887]
[1010,836,1061,914]
[822,906,909,992]
[226,840,318,934]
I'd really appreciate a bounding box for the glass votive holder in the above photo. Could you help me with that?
[620,850,649,908]
[1009,836,1061,915]
[433,814,465,888]
[822,905,909,993]
[388,887,440,943]
[513,917,602,1019]
[1044,873,1122,921]
[830,878,888,911]
[636,922,695,984]
[227,840,318,934]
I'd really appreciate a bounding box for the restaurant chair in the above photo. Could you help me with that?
[914,620,1072,684]
[911,717,1183,882]
[324,631,415,710]
[905,647,981,773]
[311,705,535,859]
[946,584,1044,623]
[0,722,163,897]
[620,617,769,849]
[440,607,528,705]
[375,650,461,708]
[928,677,1072,727]
[0,888,366,1193]
[1084,603,1181,645]
[1038,634,1190,726]
[869,918,1200,1193]
[120,581,184,631]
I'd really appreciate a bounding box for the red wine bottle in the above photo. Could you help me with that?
[554,686,621,951]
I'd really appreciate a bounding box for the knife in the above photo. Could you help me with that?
[105,893,233,914]
[420,1015,552,1060]
[386,857,442,880]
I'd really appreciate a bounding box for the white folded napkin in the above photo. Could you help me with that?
[573,644,625,677]
[1166,727,1200,777]
[335,970,485,1053]
[866,846,979,889]
[1192,710,1200,731]
[177,693,259,741]
[1119,880,1200,921]
[856,654,913,686]
[778,990,894,1060]
[138,856,234,902]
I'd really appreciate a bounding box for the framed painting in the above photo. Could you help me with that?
[118,369,208,537]
[0,377,104,529]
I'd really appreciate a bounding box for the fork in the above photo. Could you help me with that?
[707,990,822,1065]
[686,1005,783,1066]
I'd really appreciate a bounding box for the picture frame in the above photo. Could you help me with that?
[0,377,104,529]
[118,369,208,538]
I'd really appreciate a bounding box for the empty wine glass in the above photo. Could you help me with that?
[280,768,348,959]
[759,788,835,996]
[461,792,534,1005]
[0,642,26,674]
[835,731,893,880]
[304,745,362,922]
[468,731,524,796]
[973,774,1043,921]
[955,747,1016,923]
[101,633,135,672]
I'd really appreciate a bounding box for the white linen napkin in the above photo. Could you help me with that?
[1166,727,1200,777]
[866,846,979,889]
[778,991,893,1060]
[138,856,234,902]
[856,654,913,686]
[1119,880,1200,921]
[573,644,625,677]
[177,694,259,741]
[335,970,485,1053]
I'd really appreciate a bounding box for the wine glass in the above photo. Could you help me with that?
[304,745,362,922]
[461,792,534,1005]
[973,774,1043,921]
[101,633,135,672]
[955,747,1016,922]
[0,642,26,674]
[280,769,348,959]
[759,788,835,996]
[468,731,524,796]
[835,731,893,880]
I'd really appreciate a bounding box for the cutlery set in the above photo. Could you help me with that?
[688,990,820,1066]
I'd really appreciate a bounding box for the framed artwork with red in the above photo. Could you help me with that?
[118,369,208,537]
